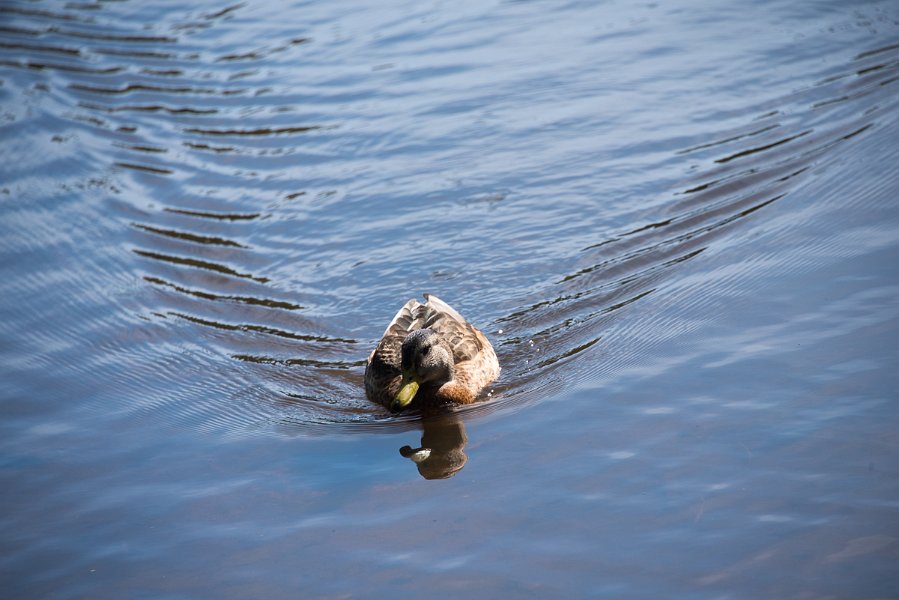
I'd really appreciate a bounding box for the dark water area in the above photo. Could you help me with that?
[2,0,899,597]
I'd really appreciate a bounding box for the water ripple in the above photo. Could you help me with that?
[2,0,897,436]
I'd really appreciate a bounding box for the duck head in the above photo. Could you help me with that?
[390,329,454,412]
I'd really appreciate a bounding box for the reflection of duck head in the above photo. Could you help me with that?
[400,413,468,479]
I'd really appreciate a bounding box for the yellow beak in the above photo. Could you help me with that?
[391,374,420,412]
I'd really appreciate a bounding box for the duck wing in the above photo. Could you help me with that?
[368,297,420,371]
[368,295,485,369]
[422,294,484,364]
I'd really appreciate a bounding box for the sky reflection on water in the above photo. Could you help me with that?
[1,0,898,597]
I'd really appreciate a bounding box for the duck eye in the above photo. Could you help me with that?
[421,345,430,356]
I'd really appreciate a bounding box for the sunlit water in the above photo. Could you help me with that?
[1,0,898,597]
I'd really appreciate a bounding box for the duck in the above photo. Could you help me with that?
[365,294,500,412]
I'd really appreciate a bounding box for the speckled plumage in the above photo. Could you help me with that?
[365,294,500,410]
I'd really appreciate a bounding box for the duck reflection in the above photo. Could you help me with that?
[399,412,468,479]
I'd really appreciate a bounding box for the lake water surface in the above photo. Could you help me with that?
[2,0,899,597]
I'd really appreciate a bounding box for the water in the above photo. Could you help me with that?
[1,0,898,597]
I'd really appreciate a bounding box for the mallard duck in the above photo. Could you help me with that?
[365,294,500,412]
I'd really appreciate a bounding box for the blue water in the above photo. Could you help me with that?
[1,0,898,597]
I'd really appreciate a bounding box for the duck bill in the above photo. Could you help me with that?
[391,377,420,412]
